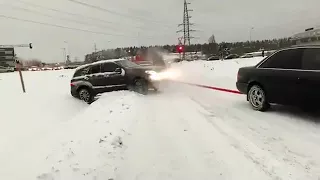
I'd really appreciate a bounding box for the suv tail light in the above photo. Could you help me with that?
[70,82,75,86]
[237,71,241,81]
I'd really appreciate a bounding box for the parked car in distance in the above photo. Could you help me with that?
[172,58,182,63]
[207,55,220,61]
[225,54,239,59]
[41,66,53,71]
[0,66,14,73]
[71,59,166,103]
[53,66,63,70]
[28,66,41,71]
[240,53,254,58]
[236,46,320,111]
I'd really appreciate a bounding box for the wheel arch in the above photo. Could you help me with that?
[132,76,147,84]
[76,85,92,93]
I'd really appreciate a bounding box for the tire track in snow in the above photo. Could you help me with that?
[115,91,272,180]
[182,85,319,180]
[37,91,144,180]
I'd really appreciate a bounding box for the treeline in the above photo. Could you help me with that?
[85,38,295,63]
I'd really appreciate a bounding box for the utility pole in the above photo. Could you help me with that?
[94,43,101,62]
[177,0,195,60]
[94,43,97,53]
[64,41,69,55]
[249,27,254,42]
[61,48,66,62]
[64,41,69,64]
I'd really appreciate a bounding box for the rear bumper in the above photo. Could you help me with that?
[236,82,248,94]
[71,87,78,97]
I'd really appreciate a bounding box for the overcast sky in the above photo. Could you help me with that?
[0,0,319,63]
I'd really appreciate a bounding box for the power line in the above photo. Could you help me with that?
[67,0,176,27]
[6,4,122,32]
[15,0,123,26]
[15,0,172,31]
[0,14,143,38]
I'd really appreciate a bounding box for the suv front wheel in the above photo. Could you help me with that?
[248,85,270,111]
[134,79,148,95]
[78,88,92,103]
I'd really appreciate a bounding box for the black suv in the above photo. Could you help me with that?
[236,46,320,111]
[71,59,165,102]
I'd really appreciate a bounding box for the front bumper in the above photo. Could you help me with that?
[236,82,248,94]
[147,80,162,90]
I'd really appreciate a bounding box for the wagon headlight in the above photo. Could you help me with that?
[145,70,161,80]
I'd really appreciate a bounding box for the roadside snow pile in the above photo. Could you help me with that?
[163,53,180,65]
[37,91,143,180]
[0,70,88,180]
[169,57,263,89]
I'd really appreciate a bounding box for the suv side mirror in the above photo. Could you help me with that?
[115,68,122,74]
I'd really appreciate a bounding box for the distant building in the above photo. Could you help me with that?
[291,28,320,45]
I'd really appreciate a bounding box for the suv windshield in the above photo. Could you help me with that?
[116,60,140,68]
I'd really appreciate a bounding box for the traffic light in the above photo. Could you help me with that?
[176,45,184,53]
[29,43,32,49]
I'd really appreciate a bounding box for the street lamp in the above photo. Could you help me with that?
[64,41,69,63]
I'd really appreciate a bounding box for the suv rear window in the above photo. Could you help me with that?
[73,66,89,77]
[116,60,140,68]
[259,48,303,69]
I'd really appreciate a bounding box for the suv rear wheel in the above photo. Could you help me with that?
[248,85,270,111]
[78,88,92,103]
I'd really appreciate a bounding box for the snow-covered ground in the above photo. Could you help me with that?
[168,57,262,89]
[1,57,320,180]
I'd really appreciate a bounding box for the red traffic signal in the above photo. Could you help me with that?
[176,45,184,53]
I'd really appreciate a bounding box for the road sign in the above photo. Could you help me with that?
[0,48,15,66]
[0,48,14,53]
[0,44,31,93]
[0,43,32,49]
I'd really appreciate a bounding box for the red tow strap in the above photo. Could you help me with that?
[173,81,242,94]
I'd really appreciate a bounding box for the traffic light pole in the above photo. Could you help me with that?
[0,43,32,93]
[16,62,26,93]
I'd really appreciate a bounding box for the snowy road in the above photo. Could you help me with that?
[116,87,273,180]
[1,57,320,180]
[115,83,320,180]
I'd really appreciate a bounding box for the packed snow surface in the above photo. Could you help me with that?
[1,57,320,180]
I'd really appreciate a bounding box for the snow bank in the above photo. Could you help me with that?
[0,70,87,180]
[162,53,179,64]
[36,91,144,180]
[168,57,264,89]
